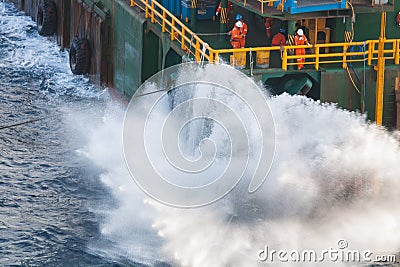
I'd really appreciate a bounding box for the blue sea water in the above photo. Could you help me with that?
[0,2,147,266]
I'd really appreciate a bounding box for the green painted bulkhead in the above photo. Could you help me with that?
[255,65,399,127]
[7,0,400,127]
[98,0,183,98]
[321,66,399,127]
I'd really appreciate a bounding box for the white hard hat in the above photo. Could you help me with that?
[297,29,304,36]
[235,21,243,28]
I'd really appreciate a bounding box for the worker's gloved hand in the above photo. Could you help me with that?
[228,31,231,35]
[215,12,219,16]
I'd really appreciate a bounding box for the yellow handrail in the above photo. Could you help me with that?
[213,40,399,70]
[133,0,211,61]
[131,0,400,70]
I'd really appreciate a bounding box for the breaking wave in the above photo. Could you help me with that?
[77,64,400,266]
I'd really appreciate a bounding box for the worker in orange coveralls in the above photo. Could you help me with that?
[271,28,286,47]
[396,11,400,27]
[235,14,247,47]
[294,28,310,70]
[270,28,286,67]
[229,21,244,48]
[264,17,274,41]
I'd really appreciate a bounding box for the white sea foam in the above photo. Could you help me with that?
[0,1,103,99]
[149,93,400,266]
[75,64,400,266]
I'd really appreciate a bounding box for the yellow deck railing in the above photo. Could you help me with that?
[131,0,213,62]
[369,39,400,63]
[207,39,399,70]
[131,0,400,71]
[280,39,400,70]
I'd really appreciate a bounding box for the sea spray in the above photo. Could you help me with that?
[150,93,400,266]
[75,65,400,266]
[63,99,165,265]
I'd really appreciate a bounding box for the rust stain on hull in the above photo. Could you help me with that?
[71,0,111,86]
[7,0,111,87]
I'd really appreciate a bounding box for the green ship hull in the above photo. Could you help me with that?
[8,0,400,127]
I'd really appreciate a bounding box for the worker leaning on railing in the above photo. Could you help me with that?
[271,28,287,48]
[294,28,311,70]
[270,28,287,68]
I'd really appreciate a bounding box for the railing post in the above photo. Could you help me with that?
[287,20,296,70]
[151,1,155,23]
[375,38,385,126]
[375,12,386,126]
[162,11,166,32]
[209,51,214,63]
[315,45,320,70]
[171,19,175,41]
[195,40,200,61]
[342,44,347,69]
[145,0,149,18]
[395,40,400,65]
[261,1,264,14]
[181,28,185,49]
[282,48,287,70]
[368,41,373,65]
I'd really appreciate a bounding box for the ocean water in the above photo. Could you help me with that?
[0,2,144,266]
[1,1,400,267]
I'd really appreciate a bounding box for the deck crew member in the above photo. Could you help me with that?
[235,14,248,47]
[270,28,286,67]
[229,21,244,48]
[271,28,286,47]
[264,18,274,42]
[396,11,400,27]
[295,20,309,40]
[294,28,310,70]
